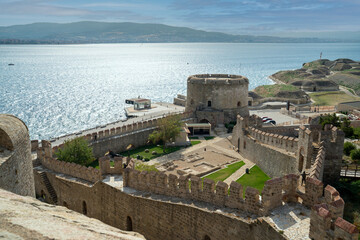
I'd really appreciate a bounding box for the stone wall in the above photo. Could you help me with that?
[309,144,325,181]
[259,125,299,137]
[52,112,193,158]
[34,166,359,240]
[231,119,297,178]
[123,169,303,216]
[248,127,299,153]
[38,154,102,183]
[0,114,35,197]
[34,169,286,240]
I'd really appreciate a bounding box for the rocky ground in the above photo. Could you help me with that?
[0,188,144,240]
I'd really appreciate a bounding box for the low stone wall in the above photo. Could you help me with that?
[248,127,299,153]
[39,156,101,183]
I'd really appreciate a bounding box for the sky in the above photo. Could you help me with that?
[0,0,359,35]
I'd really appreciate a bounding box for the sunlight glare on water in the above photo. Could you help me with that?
[1,43,359,139]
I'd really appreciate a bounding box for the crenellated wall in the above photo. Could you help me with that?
[34,163,358,240]
[248,127,299,153]
[309,144,325,181]
[37,142,130,183]
[51,112,194,158]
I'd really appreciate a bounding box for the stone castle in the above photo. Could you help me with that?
[0,74,358,240]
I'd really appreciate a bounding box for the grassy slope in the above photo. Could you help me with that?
[236,165,271,196]
[202,161,245,183]
[253,84,298,97]
[309,91,360,106]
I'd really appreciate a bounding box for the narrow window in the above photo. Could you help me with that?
[237,101,241,107]
[208,101,211,107]
[82,201,87,215]
[126,216,133,231]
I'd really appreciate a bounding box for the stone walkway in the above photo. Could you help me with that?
[266,203,310,240]
[223,160,255,185]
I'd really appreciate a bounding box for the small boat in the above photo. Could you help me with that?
[8,63,14,66]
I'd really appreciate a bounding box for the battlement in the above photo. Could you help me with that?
[248,127,298,153]
[39,155,101,183]
[310,144,325,181]
[123,168,358,240]
[37,141,132,183]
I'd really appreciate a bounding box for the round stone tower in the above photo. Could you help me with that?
[0,114,35,197]
[185,74,249,126]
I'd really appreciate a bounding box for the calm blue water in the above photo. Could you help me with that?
[1,43,359,140]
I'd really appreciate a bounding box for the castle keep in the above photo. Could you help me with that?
[185,74,249,127]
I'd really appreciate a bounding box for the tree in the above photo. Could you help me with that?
[319,113,340,129]
[344,142,356,156]
[341,118,354,138]
[148,115,182,152]
[55,137,95,166]
[350,149,360,161]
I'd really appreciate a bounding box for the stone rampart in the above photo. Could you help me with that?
[248,127,298,153]
[121,169,358,240]
[37,146,101,183]
[34,169,286,240]
[259,125,299,137]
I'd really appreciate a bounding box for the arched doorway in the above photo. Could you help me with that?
[126,216,133,231]
[82,201,87,215]
[200,119,210,124]
[203,235,211,240]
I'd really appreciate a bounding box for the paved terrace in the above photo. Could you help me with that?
[50,103,185,147]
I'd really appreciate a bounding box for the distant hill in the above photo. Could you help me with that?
[0,21,345,44]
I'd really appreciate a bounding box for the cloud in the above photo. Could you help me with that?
[0,0,161,22]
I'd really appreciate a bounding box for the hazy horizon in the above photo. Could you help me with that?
[0,0,359,37]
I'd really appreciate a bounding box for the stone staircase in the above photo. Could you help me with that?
[39,172,58,204]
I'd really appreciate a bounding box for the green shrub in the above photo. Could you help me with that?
[350,149,360,161]
[344,142,356,156]
[55,137,95,166]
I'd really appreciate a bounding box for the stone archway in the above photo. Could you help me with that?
[200,119,210,124]
[203,235,211,240]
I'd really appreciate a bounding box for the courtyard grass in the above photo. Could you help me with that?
[120,144,182,160]
[202,161,245,183]
[236,165,271,196]
[204,136,215,140]
[309,91,360,106]
[191,140,201,146]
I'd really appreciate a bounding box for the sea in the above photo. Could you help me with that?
[1,43,360,140]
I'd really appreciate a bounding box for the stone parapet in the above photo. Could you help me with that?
[248,127,298,153]
[309,144,325,181]
[37,145,101,183]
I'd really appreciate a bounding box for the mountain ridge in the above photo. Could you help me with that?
[0,21,356,44]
